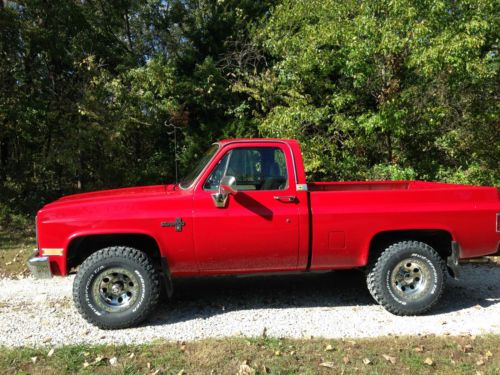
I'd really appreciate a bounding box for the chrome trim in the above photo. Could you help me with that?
[160,217,186,232]
[274,195,296,202]
[211,176,237,208]
[211,192,229,208]
[296,184,308,191]
[27,252,52,279]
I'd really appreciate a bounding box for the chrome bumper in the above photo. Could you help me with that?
[27,251,52,279]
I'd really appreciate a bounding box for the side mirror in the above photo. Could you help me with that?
[219,175,238,195]
[212,175,237,208]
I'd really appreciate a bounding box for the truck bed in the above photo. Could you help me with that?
[307,180,500,270]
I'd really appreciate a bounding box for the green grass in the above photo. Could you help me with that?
[0,335,498,374]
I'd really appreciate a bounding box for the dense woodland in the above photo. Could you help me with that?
[0,0,498,226]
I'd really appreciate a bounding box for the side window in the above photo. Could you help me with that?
[203,153,230,190]
[203,147,288,191]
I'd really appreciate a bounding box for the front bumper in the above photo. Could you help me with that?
[27,251,52,279]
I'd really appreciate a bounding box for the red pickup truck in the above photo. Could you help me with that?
[28,139,500,329]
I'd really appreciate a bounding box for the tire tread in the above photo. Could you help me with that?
[72,246,160,329]
[366,240,446,316]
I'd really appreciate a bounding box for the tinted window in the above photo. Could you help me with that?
[179,144,219,188]
[203,147,288,191]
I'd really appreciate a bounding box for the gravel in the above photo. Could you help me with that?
[0,263,499,347]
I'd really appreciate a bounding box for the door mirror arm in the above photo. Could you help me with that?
[211,176,237,208]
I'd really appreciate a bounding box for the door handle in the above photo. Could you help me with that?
[274,195,296,202]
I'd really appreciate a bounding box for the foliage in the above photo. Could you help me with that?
[0,0,498,225]
[235,0,499,183]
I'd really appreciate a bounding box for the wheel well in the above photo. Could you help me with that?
[67,234,162,273]
[368,229,453,264]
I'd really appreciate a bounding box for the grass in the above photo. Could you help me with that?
[0,229,36,278]
[0,335,498,374]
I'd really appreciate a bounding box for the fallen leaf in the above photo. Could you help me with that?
[476,360,485,366]
[31,356,37,364]
[463,344,473,353]
[94,355,104,364]
[109,357,118,366]
[414,345,424,352]
[485,350,492,358]
[238,361,255,375]
[319,362,335,369]
[83,361,90,369]
[42,337,52,343]
[128,353,135,359]
[147,362,151,369]
[424,358,434,366]
[290,350,296,356]
[47,348,55,357]
[362,358,371,365]
[325,344,334,351]
[151,370,162,375]
[177,369,186,375]
[274,350,281,356]
[343,356,350,365]
[382,354,396,364]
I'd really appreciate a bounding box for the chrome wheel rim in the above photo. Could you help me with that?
[92,267,140,313]
[390,258,430,301]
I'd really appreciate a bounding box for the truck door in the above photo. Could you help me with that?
[192,143,300,272]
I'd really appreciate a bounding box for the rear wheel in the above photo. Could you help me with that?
[366,241,446,315]
[73,246,160,329]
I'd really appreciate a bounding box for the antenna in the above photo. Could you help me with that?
[165,121,182,184]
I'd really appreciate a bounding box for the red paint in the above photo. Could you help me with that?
[36,139,500,277]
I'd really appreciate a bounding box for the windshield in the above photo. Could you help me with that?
[179,144,219,189]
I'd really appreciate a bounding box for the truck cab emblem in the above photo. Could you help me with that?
[160,217,185,232]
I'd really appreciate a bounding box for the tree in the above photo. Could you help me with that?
[235,0,499,184]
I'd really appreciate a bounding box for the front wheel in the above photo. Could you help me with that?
[73,246,160,329]
[366,241,446,315]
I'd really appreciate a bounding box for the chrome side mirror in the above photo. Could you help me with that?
[220,175,237,195]
[212,176,237,208]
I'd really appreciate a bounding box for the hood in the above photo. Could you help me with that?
[56,185,169,202]
[37,183,189,223]
[41,185,184,211]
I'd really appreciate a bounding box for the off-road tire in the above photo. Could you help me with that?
[366,241,446,315]
[73,246,160,329]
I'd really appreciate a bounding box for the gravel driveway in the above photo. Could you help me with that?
[0,263,499,347]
